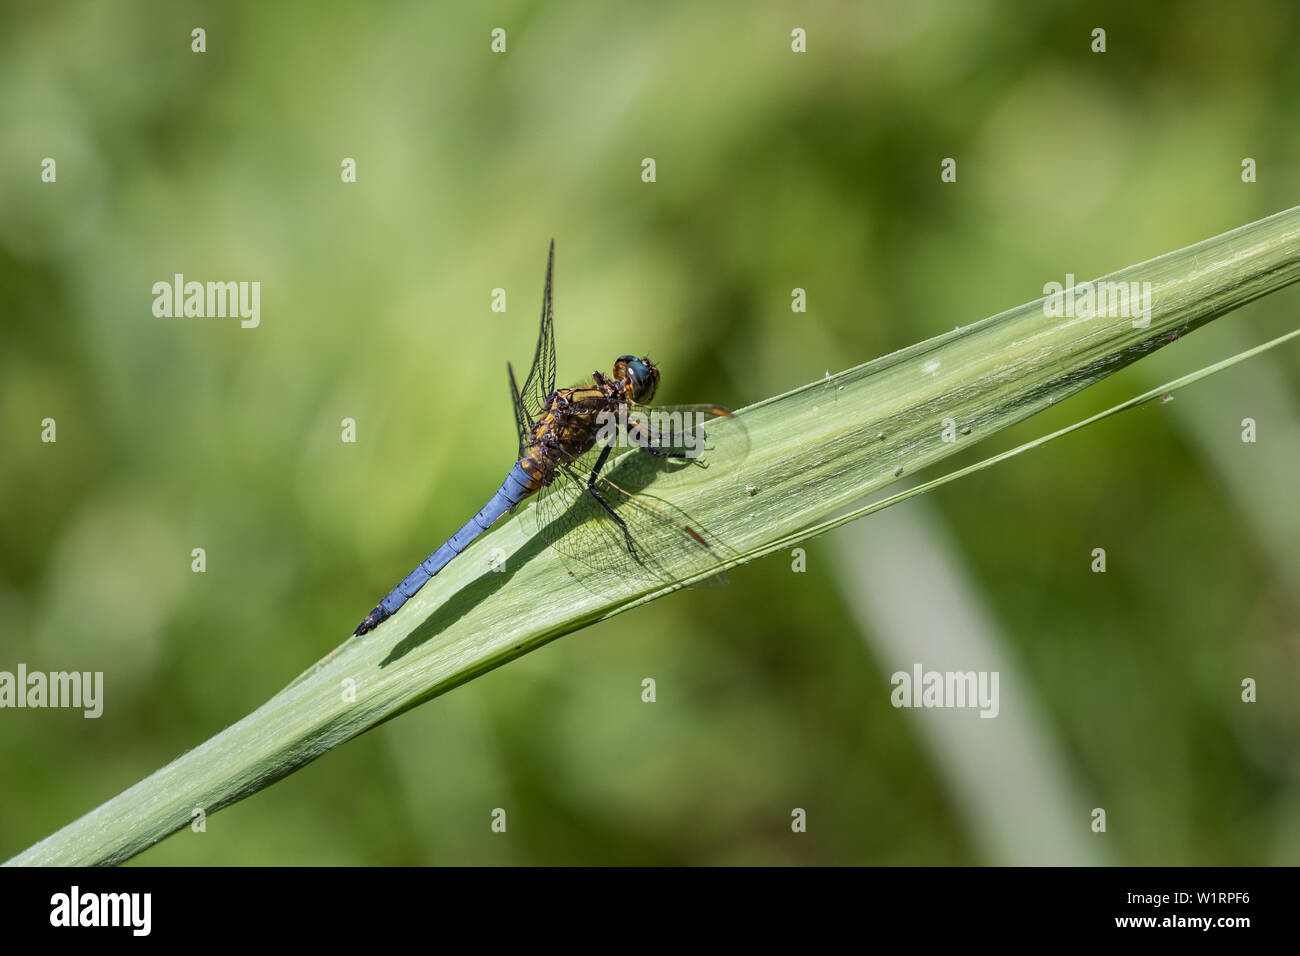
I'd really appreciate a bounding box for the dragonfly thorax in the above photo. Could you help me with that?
[613,355,659,404]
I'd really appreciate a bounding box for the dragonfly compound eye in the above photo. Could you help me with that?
[615,355,659,403]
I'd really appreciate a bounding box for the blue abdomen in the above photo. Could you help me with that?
[354,462,533,634]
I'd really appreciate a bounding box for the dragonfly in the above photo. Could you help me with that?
[354,241,746,635]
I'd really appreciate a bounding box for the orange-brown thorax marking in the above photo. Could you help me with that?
[517,377,632,492]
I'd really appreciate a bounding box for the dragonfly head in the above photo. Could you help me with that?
[613,355,660,403]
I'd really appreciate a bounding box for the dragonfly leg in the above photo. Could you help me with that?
[575,451,637,556]
[639,443,691,460]
[625,420,705,464]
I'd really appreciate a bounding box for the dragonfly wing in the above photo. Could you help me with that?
[530,441,733,600]
[618,405,754,494]
[518,240,557,428]
[507,361,532,460]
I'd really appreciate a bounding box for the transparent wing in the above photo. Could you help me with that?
[518,240,557,431]
[507,361,531,460]
[529,407,748,598]
[619,402,749,469]
[532,448,724,597]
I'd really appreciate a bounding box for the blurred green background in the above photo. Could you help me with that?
[2,0,1298,865]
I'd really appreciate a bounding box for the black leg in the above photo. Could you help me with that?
[571,455,636,555]
[625,421,701,462]
[587,442,614,481]
[639,443,691,460]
